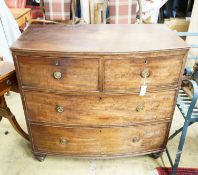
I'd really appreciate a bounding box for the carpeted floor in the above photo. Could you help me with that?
[156,167,198,175]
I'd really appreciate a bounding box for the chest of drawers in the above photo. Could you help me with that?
[11,24,189,161]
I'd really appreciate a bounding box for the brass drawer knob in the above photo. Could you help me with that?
[140,69,150,78]
[59,138,68,145]
[132,137,140,143]
[53,71,62,79]
[136,105,144,112]
[56,105,64,113]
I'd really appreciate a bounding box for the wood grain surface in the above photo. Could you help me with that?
[11,24,188,54]
[104,55,184,91]
[25,90,176,126]
[12,24,189,159]
[0,62,17,96]
[30,122,169,156]
[17,56,99,91]
[0,62,15,79]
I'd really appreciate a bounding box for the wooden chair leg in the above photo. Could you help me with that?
[0,96,29,141]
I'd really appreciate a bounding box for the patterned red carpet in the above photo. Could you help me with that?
[156,167,198,175]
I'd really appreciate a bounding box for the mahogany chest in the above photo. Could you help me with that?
[11,24,189,161]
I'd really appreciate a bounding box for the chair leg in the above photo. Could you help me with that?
[166,149,174,167]
[0,96,29,141]
[170,119,190,175]
[7,114,29,141]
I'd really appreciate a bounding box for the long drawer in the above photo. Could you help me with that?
[104,55,184,91]
[30,122,169,157]
[17,56,99,91]
[24,90,176,126]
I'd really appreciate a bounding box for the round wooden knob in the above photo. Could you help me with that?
[53,71,62,79]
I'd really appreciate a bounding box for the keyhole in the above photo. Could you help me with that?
[54,60,60,66]
[144,60,148,64]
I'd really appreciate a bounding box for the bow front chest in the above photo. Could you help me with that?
[11,24,189,161]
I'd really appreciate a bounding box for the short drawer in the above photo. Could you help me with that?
[30,122,169,157]
[17,56,99,91]
[0,74,17,96]
[104,55,184,91]
[24,90,176,126]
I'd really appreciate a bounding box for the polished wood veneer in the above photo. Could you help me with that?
[24,90,176,126]
[11,24,189,161]
[0,62,29,141]
[30,122,169,157]
[18,56,99,91]
[104,55,183,91]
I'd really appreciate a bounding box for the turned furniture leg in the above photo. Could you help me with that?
[0,95,29,141]
[34,153,46,162]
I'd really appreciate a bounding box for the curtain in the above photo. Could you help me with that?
[0,0,21,62]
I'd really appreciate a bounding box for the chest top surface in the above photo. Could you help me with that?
[11,24,188,54]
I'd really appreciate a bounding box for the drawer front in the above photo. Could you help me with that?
[104,55,183,91]
[17,12,31,27]
[30,123,169,156]
[17,56,99,91]
[0,74,17,96]
[25,90,175,126]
